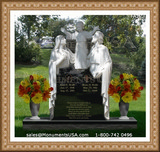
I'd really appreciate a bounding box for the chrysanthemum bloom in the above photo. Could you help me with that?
[112,93,120,103]
[32,74,39,81]
[123,73,130,80]
[20,80,30,88]
[22,94,30,103]
[134,79,140,90]
[122,92,133,103]
[113,79,120,87]
[36,81,41,86]
[129,74,134,78]
[44,80,50,91]
[32,93,43,104]
[126,80,131,84]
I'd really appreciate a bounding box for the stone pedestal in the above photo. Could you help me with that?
[23,117,137,130]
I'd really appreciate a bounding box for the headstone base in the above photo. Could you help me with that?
[23,117,137,130]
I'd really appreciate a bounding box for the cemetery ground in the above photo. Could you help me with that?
[15,49,146,137]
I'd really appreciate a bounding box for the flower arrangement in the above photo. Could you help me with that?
[18,74,53,104]
[108,73,143,103]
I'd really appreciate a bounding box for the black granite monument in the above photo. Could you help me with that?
[23,40,137,130]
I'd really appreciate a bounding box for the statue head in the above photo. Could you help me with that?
[54,35,66,50]
[92,31,104,44]
[76,21,84,32]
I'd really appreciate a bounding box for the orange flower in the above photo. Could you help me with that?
[123,82,131,92]
[108,84,117,95]
[133,90,141,100]
[18,85,27,97]
[116,86,121,92]
[27,87,31,93]
[121,91,127,97]
[120,74,124,80]
[43,91,51,101]
[49,87,54,91]
[139,86,143,91]
[33,83,41,92]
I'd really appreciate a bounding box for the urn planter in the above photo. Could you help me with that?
[30,101,40,120]
[119,100,129,120]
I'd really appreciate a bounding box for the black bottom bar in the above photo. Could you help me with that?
[23,117,137,130]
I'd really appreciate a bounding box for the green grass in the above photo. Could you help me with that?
[15,49,146,137]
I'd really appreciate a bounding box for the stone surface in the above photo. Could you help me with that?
[54,67,104,120]
[23,117,137,130]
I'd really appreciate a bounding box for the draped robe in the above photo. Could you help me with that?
[87,44,112,119]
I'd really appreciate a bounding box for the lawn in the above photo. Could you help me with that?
[15,49,146,137]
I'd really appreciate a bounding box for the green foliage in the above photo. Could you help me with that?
[15,38,41,63]
[39,49,52,66]
[82,15,145,52]
[138,59,146,82]
[18,15,39,41]
[82,15,146,76]
[48,18,74,38]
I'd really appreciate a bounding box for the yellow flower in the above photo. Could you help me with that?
[123,73,130,80]
[36,81,41,86]
[111,78,120,87]
[31,93,43,104]
[126,80,130,84]
[20,80,30,88]
[22,94,30,103]
[111,80,114,85]
[122,92,133,103]
[114,79,120,86]
[44,80,50,91]
[32,74,39,81]
[112,93,120,103]
[129,74,134,78]
[134,79,140,90]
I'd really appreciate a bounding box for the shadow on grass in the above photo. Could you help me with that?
[15,64,40,70]
[15,111,146,137]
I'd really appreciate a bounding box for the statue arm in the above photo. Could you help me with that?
[90,26,100,36]
[61,28,72,39]
[49,54,66,67]
[55,55,66,66]
[94,46,111,78]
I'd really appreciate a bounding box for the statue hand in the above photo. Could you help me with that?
[93,26,99,31]
[61,27,65,33]
[95,72,102,79]
[49,60,53,65]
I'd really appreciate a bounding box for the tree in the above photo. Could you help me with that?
[47,18,74,39]
[15,17,41,63]
[82,15,146,55]
[18,15,40,42]
[34,15,59,43]
[81,15,146,76]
